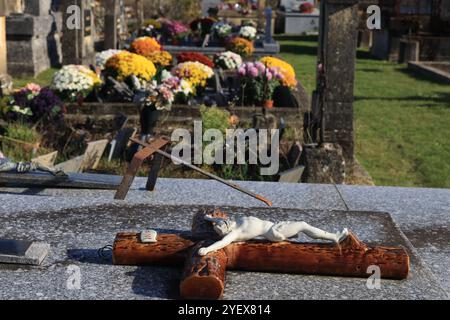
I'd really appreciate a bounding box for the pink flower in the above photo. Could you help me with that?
[255,62,266,73]
[245,62,254,70]
[25,83,41,94]
[249,67,259,77]
[265,72,273,81]
[238,67,247,76]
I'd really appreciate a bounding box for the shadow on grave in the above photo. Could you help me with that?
[66,228,184,299]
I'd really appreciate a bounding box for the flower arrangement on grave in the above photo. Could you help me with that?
[137,70,195,136]
[95,49,123,70]
[161,70,194,100]
[140,71,194,111]
[139,19,163,37]
[130,37,162,57]
[160,19,191,42]
[144,18,163,30]
[171,61,214,92]
[214,51,243,70]
[142,80,175,111]
[226,37,254,58]
[259,57,298,88]
[51,65,101,102]
[177,52,215,69]
[146,50,174,68]
[213,22,233,39]
[104,51,157,82]
[237,61,281,106]
[239,26,257,41]
[7,84,64,123]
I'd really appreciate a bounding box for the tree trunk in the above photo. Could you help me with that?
[180,241,228,300]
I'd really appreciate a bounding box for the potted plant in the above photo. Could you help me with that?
[237,61,282,108]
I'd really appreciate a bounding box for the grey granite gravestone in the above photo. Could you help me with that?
[5,0,62,77]
[0,203,446,299]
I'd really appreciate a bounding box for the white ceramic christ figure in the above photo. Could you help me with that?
[198,215,349,256]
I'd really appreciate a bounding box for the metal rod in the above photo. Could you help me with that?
[130,138,273,207]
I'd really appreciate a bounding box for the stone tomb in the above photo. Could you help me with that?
[6,0,62,77]
[0,203,446,299]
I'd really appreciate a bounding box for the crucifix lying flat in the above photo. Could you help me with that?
[113,210,410,299]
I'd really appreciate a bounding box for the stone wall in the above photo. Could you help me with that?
[6,0,62,77]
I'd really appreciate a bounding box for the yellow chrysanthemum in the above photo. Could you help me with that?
[172,61,214,90]
[105,51,157,81]
[260,56,298,88]
[146,51,173,67]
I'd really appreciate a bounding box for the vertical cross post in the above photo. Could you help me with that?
[104,0,118,49]
[315,0,359,163]
[135,0,144,28]
[257,0,265,30]
[264,6,274,43]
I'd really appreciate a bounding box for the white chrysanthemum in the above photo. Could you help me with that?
[214,51,243,70]
[51,65,96,93]
[239,26,257,40]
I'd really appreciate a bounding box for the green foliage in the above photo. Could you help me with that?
[1,123,43,162]
[200,105,231,135]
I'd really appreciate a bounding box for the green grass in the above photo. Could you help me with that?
[277,35,450,188]
[12,68,58,89]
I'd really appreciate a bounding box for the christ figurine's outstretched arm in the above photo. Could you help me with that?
[198,232,238,256]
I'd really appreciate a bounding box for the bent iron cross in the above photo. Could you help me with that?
[114,137,273,206]
[113,210,410,299]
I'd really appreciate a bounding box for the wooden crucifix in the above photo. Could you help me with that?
[113,210,410,300]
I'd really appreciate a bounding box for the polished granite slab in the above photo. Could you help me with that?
[0,204,447,300]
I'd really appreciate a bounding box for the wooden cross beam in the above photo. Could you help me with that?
[113,210,410,299]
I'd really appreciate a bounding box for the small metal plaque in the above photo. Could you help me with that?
[0,239,33,257]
